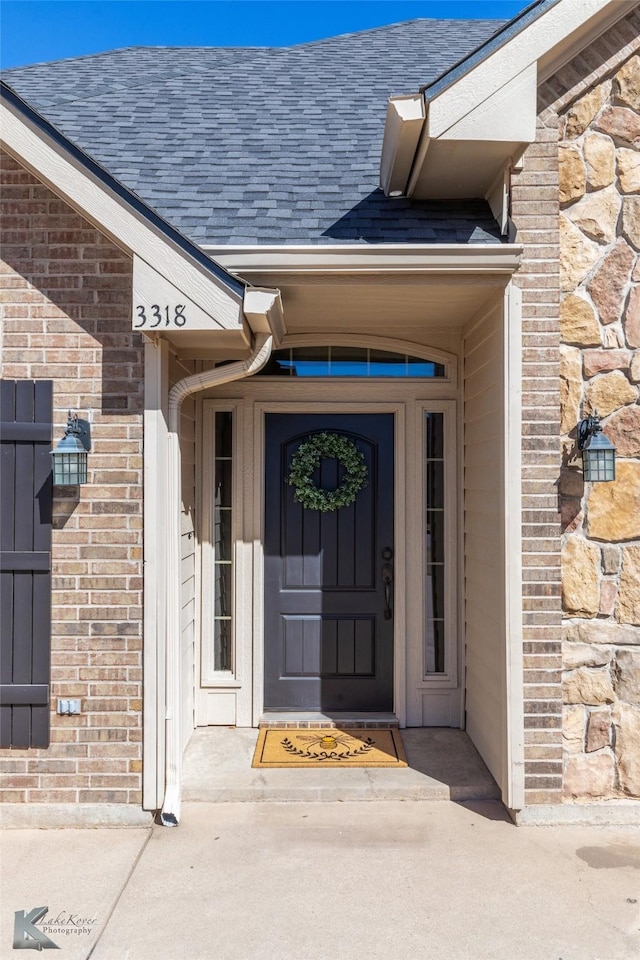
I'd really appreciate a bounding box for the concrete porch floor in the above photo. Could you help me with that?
[182,727,500,802]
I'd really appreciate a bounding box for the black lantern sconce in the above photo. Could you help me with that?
[577,411,615,482]
[51,412,92,485]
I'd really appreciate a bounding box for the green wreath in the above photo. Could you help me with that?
[287,432,368,512]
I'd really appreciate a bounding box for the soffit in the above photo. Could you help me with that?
[202,245,520,342]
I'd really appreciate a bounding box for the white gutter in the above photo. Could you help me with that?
[160,333,274,826]
[204,244,523,276]
[379,95,426,197]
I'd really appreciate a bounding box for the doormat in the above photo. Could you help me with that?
[252,727,407,768]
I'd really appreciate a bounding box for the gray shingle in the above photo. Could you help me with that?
[2,19,508,245]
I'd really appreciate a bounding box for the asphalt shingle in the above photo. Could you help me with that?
[2,19,508,245]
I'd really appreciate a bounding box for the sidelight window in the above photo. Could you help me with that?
[213,411,233,672]
[425,412,445,674]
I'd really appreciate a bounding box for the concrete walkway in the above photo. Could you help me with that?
[2,800,639,960]
[182,727,501,802]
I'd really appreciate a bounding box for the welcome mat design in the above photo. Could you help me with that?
[252,726,407,768]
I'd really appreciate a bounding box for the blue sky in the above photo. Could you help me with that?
[2,1,528,69]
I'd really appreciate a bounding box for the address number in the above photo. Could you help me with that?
[135,304,187,328]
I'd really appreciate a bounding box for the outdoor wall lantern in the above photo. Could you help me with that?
[577,411,615,482]
[51,412,92,485]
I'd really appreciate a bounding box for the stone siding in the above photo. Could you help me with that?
[544,14,639,802]
[0,151,144,805]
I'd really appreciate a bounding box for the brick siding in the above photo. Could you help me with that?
[512,109,564,803]
[0,151,143,805]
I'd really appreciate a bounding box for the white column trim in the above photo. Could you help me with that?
[504,281,525,811]
[142,338,169,811]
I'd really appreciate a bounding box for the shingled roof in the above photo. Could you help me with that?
[2,18,509,246]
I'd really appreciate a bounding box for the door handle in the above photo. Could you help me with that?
[382,561,393,620]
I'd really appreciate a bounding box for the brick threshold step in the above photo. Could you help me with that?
[259,712,399,729]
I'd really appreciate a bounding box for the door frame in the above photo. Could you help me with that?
[197,371,460,729]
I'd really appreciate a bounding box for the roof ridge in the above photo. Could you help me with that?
[290,16,506,49]
[2,17,510,75]
[1,44,283,110]
[1,45,152,73]
[1,43,279,77]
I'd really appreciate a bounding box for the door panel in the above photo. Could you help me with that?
[264,414,393,712]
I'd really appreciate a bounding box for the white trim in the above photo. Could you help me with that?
[422,403,458,686]
[195,363,461,731]
[394,404,408,727]
[406,401,460,727]
[504,282,525,812]
[142,338,169,812]
[456,379,466,729]
[203,244,522,276]
[200,400,244,687]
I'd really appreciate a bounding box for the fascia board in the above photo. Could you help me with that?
[0,90,246,332]
[434,62,537,143]
[426,0,625,140]
[204,244,523,276]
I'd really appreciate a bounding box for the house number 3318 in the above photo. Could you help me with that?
[135,304,187,327]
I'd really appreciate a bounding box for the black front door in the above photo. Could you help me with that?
[264,414,394,712]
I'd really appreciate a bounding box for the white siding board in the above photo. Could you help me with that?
[463,298,507,795]
[170,356,198,755]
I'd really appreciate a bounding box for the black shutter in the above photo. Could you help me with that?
[0,380,53,748]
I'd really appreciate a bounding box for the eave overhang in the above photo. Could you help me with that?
[204,243,523,277]
[200,244,523,350]
[380,0,635,218]
[0,82,284,346]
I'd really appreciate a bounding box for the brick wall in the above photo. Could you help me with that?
[511,8,640,805]
[0,151,144,805]
[511,108,564,805]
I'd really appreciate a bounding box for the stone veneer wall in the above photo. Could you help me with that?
[511,8,640,806]
[0,152,144,805]
[556,49,640,802]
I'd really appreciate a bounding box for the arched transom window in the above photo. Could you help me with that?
[257,346,445,378]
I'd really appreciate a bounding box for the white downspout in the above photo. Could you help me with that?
[160,333,274,825]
